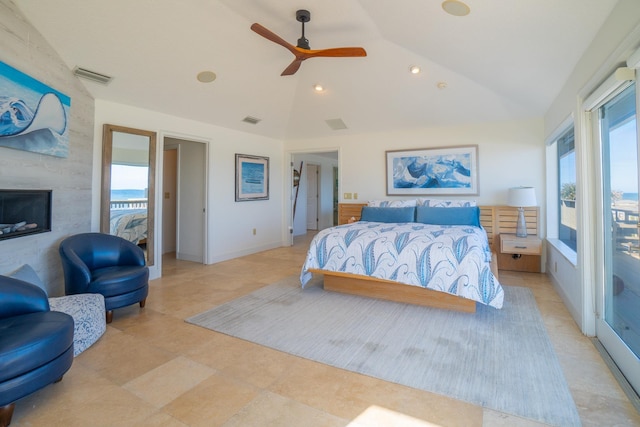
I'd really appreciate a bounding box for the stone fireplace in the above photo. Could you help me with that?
[0,190,52,240]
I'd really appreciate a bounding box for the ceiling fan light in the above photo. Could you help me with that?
[442,0,470,17]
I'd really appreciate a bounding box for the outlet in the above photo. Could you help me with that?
[344,192,352,200]
[252,228,256,235]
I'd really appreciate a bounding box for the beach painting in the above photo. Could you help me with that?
[0,61,70,158]
[386,145,478,196]
[235,154,269,201]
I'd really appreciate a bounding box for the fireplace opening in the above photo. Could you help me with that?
[0,190,52,241]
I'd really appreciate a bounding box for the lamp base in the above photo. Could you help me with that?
[515,207,527,237]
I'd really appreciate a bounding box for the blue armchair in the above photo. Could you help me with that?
[59,233,149,324]
[0,275,74,427]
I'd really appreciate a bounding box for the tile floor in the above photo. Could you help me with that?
[9,234,640,426]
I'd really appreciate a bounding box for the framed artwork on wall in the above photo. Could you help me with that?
[235,153,269,201]
[386,145,479,196]
[0,61,71,158]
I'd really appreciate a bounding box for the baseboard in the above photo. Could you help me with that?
[207,241,283,264]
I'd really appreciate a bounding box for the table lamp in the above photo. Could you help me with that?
[507,187,537,237]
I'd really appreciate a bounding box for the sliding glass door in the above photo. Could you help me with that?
[596,81,640,394]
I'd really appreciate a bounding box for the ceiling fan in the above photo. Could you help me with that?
[251,9,367,76]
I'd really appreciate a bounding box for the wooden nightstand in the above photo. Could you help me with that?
[498,233,542,273]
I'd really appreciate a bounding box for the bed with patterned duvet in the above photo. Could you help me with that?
[300,204,503,309]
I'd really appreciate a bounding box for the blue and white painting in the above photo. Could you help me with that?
[386,146,478,196]
[235,154,269,201]
[0,61,70,158]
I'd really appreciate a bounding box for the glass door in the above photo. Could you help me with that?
[597,82,640,394]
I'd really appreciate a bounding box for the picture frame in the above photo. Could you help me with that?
[235,154,269,201]
[386,145,478,196]
[0,61,71,158]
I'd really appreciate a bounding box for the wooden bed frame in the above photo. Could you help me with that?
[309,204,538,313]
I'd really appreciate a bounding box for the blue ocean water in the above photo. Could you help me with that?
[111,189,146,200]
[622,192,638,201]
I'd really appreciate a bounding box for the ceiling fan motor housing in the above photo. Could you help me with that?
[296,9,311,49]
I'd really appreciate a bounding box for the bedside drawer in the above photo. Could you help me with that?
[500,237,542,255]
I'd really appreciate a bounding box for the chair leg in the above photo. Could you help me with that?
[106,310,113,324]
[0,403,15,427]
[139,298,146,308]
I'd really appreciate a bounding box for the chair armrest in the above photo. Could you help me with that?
[0,275,49,319]
[59,245,92,294]
[119,240,146,266]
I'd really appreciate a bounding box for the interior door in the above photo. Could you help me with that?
[596,81,640,395]
[306,164,319,230]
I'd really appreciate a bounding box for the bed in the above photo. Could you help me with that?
[109,208,147,245]
[300,201,505,313]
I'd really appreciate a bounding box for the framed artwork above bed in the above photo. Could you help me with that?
[386,145,478,196]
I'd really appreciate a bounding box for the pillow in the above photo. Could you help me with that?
[368,199,417,208]
[417,198,477,207]
[360,206,416,223]
[6,264,45,289]
[416,206,480,227]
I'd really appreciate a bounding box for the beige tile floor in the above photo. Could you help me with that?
[10,234,640,426]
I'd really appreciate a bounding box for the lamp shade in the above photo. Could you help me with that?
[507,187,537,207]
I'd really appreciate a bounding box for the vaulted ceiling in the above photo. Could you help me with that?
[15,0,618,140]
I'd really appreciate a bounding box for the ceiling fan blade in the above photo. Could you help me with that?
[250,23,298,55]
[281,58,304,76]
[304,47,367,58]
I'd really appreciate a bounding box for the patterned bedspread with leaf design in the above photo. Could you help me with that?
[300,222,503,308]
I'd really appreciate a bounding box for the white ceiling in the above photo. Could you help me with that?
[15,0,618,140]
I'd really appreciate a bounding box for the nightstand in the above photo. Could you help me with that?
[498,233,542,272]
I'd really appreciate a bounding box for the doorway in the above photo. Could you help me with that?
[162,137,207,264]
[290,151,339,238]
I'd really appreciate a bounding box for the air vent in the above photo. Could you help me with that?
[242,116,261,125]
[325,118,348,130]
[73,67,112,85]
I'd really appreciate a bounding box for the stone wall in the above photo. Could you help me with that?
[0,0,94,295]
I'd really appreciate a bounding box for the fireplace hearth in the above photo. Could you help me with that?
[0,190,52,241]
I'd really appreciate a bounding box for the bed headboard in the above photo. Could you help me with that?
[337,203,539,251]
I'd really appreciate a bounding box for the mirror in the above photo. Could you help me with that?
[101,124,157,266]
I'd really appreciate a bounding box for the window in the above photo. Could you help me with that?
[557,126,577,251]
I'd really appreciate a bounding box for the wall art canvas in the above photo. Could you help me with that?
[386,145,478,195]
[0,61,70,158]
[235,154,269,201]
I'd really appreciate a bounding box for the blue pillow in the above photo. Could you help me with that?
[360,206,415,223]
[416,206,480,227]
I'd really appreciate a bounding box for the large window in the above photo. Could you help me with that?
[558,126,577,251]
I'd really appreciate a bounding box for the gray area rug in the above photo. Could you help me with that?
[187,276,580,426]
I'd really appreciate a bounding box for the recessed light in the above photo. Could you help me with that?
[313,84,325,92]
[442,0,470,16]
[437,81,448,89]
[197,71,216,83]
[409,65,421,74]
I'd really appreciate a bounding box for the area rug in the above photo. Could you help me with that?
[187,275,580,426]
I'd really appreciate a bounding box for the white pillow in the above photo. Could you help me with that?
[368,199,417,208]
[418,198,477,207]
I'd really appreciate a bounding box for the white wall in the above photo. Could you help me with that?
[286,118,546,228]
[544,0,640,335]
[0,0,94,296]
[93,100,285,278]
